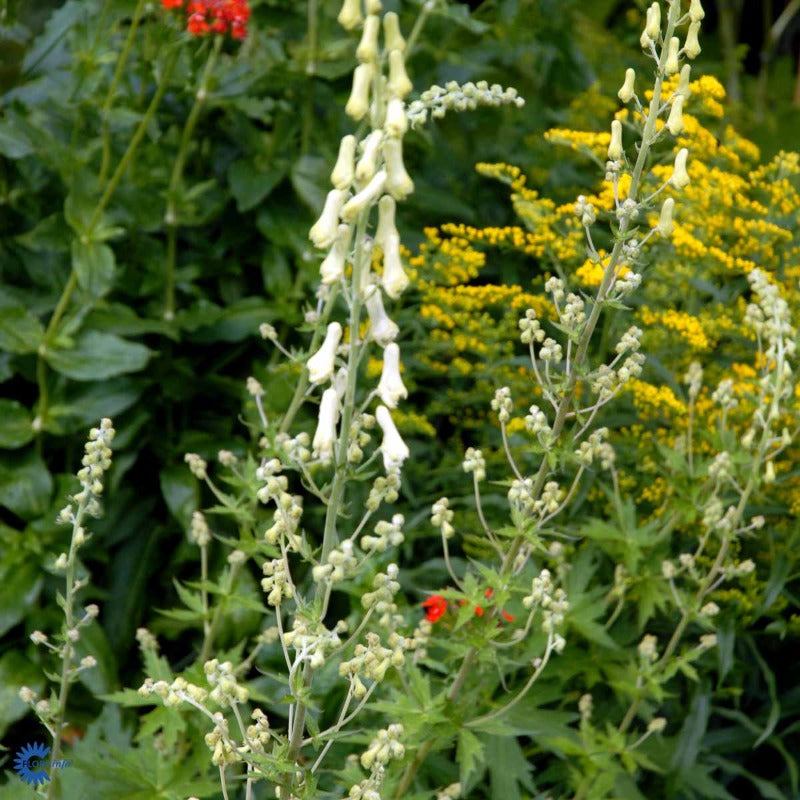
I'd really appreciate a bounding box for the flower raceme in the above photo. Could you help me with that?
[160,0,251,40]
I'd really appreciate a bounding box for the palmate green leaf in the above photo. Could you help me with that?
[0,399,33,448]
[44,331,152,381]
[485,734,535,800]
[71,239,116,298]
[457,727,485,789]
[0,303,45,353]
[228,158,287,212]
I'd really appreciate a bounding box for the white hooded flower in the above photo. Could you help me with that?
[383,138,413,200]
[342,170,387,222]
[381,233,409,298]
[346,63,373,121]
[670,148,690,190]
[377,343,408,408]
[376,405,409,471]
[307,322,342,384]
[385,97,408,138]
[309,190,347,249]
[313,389,340,464]
[320,224,351,285]
[331,135,357,190]
[355,130,384,184]
[365,286,399,345]
[387,49,413,99]
[356,14,380,63]
[337,0,362,30]
[374,195,398,248]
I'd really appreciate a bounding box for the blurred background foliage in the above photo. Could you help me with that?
[1,0,799,797]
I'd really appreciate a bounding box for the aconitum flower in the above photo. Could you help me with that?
[320,225,350,285]
[309,189,347,249]
[377,343,408,408]
[307,322,342,384]
[376,405,409,470]
[670,148,690,190]
[313,389,340,464]
[365,286,399,345]
[381,233,409,298]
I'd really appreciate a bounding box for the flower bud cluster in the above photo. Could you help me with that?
[262,559,293,606]
[245,708,271,754]
[205,659,249,706]
[561,293,586,330]
[314,540,358,584]
[539,338,563,364]
[184,452,208,480]
[361,514,404,552]
[462,448,486,482]
[518,308,545,345]
[525,405,553,448]
[366,471,401,511]
[746,269,797,365]
[362,564,400,613]
[711,378,737,411]
[707,451,732,484]
[284,618,346,670]
[406,81,523,127]
[436,783,463,800]
[521,570,568,650]
[575,428,615,469]
[138,675,209,709]
[430,497,455,539]
[491,386,513,423]
[58,418,115,519]
[190,511,211,547]
[360,724,405,770]
[339,631,405,689]
[204,716,238,766]
[638,633,659,663]
[575,195,597,227]
[683,361,703,399]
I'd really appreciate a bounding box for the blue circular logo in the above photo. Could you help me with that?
[13,741,52,787]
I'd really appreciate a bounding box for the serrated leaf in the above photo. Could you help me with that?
[457,727,485,788]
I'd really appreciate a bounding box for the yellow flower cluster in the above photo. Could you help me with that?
[638,308,711,351]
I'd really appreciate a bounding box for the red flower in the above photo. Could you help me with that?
[164,0,251,40]
[421,594,447,623]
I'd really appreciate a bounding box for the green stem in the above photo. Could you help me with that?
[407,3,682,784]
[301,0,319,155]
[36,49,178,429]
[99,0,148,185]
[46,503,87,800]
[283,211,369,784]
[164,36,222,320]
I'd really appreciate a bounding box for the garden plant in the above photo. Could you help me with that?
[1,0,799,799]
